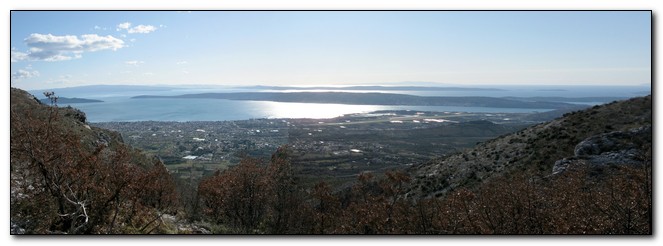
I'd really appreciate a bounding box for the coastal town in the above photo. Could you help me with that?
[93,110,537,184]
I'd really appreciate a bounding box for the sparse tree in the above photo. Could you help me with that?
[11,96,178,234]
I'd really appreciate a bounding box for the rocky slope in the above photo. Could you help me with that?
[406,95,652,199]
[10,88,133,161]
[10,88,178,234]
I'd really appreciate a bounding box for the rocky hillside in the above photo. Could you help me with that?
[10,87,178,234]
[11,88,124,154]
[407,95,652,199]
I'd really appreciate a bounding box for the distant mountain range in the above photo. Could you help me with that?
[133,91,579,109]
[28,85,180,98]
[235,85,505,91]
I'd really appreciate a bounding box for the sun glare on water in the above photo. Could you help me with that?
[261,101,381,119]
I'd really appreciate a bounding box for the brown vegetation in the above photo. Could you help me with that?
[196,148,651,234]
[10,91,178,234]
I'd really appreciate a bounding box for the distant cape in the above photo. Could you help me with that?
[40,97,104,104]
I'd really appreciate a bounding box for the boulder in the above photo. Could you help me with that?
[553,126,650,175]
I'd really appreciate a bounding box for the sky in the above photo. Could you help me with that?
[9,11,651,90]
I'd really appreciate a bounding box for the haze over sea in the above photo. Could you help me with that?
[32,84,651,123]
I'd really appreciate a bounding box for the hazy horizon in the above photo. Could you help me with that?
[10,11,651,91]
[22,81,652,95]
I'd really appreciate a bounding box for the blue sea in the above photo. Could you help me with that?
[40,85,650,123]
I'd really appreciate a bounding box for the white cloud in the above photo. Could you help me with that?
[176,61,188,65]
[11,68,40,81]
[143,72,154,76]
[116,22,158,34]
[11,48,29,62]
[125,60,144,66]
[117,22,131,31]
[128,25,157,34]
[12,33,125,62]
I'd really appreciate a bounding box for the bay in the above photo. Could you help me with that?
[67,97,554,123]
[46,84,650,122]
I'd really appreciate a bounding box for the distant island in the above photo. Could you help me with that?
[133,92,577,109]
[236,85,506,91]
[504,96,626,103]
[40,97,104,104]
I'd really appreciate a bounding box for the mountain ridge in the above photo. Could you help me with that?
[235,85,506,91]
